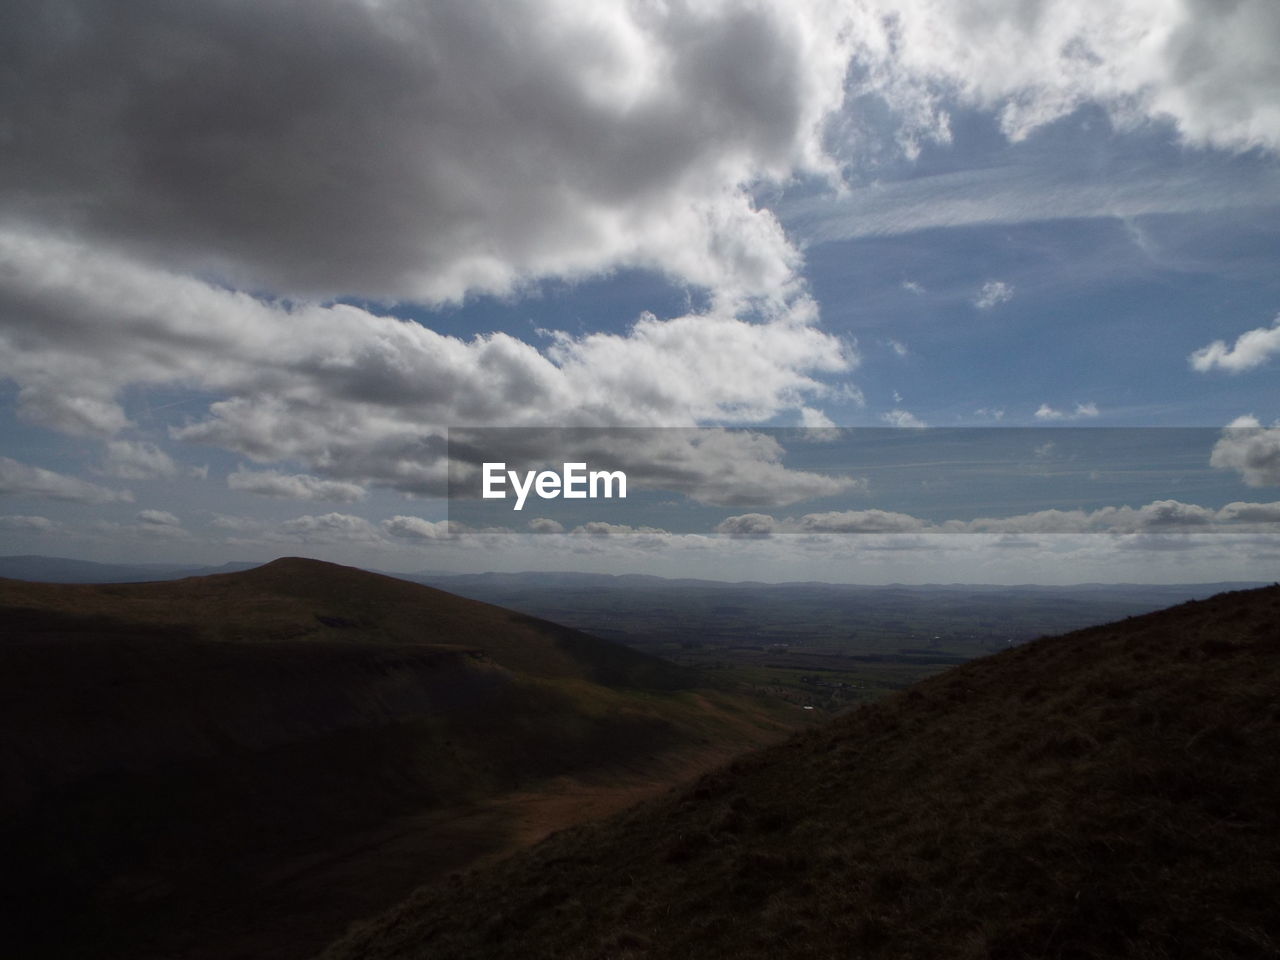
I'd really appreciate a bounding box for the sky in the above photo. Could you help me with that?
[2,0,1279,583]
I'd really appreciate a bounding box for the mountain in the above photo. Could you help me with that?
[321,584,1280,960]
[0,558,795,960]
[0,554,260,582]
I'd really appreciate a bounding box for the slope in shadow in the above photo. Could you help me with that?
[321,585,1280,960]
[0,558,792,960]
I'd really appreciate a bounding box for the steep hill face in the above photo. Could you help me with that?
[321,585,1280,960]
[0,559,793,960]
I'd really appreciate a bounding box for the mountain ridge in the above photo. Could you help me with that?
[320,583,1280,960]
[0,558,794,960]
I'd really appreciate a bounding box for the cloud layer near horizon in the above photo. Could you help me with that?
[0,231,853,494]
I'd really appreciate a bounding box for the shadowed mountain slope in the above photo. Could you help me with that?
[321,584,1280,960]
[0,558,794,960]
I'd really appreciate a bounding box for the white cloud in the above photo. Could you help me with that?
[0,0,861,308]
[382,516,457,541]
[1209,421,1280,487]
[136,509,181,527]
[974,280,1014,309]
[528,518,566,534]
[843,0,1280,155]
[90,509,189,540]
[798,509,928,533]
[715,513,779,536]
[787,160,1280,244]
[228,468,366,503]
[14,394,131,438]
[0,514,56,532]
[722,498,1280,536]
[1190,314,1280,373]
[886,339,909,357]
[1034,402,1099,421]
[570,521,670,536]
[882,409,927,428]
[0,456,132,503]
[273,513,383,544]
[0,232,855,497]
[1217,501,1280,523]
[99,440,178,480]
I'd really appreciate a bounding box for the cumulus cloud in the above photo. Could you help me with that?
[722,499,1280,535]
[0,232,854,496]
[4,1,1274,321]
[799,509,929,533]
[570,521,670,536]
[1190,314,1280,373]
[1209,420,1280,487]
[0,456,132,503]
[90,509,188,540]
[228,468,366,503]
[273,513,383,544]
[0,0,859,307]
[882,409,927,428]
[99,440,179,480]
[715,513,779,536]
[974,280,1014,309]
[382,516,458,541]
[843,0,1280,154]
[1217,500,1280,523]
[136,509,181,527]
[1034,402,1099,421]
[528,518,566,534]
[3,0,1277,542]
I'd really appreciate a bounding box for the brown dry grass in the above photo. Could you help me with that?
[0,558,797,960]
[321,585,1280,960]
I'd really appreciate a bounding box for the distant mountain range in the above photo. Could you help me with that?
[0,554,260,583]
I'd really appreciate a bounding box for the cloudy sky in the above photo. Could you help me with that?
[2,0,1279,583]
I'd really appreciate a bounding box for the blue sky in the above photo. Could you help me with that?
[1,0,1279,582]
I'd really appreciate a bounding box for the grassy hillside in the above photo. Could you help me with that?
[321,585,1280,960]
[0,558,797,960]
